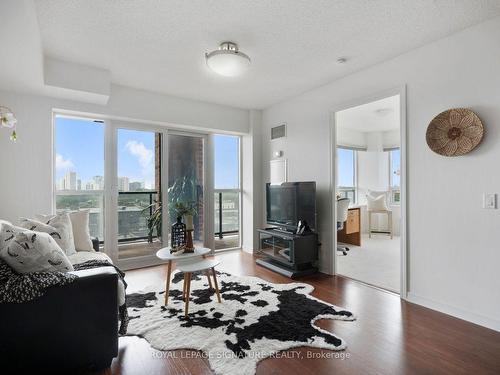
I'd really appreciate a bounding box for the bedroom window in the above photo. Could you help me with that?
[389,148,401,204]
[337,147,357,204]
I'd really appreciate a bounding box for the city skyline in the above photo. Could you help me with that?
[55,117,240,191]
[56,172,147,191]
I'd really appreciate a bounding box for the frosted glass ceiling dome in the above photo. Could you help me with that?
[205,42,251,77]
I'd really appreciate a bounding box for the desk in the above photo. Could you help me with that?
[337,207,361,246]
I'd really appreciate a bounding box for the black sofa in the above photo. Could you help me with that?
[0,239,119,372]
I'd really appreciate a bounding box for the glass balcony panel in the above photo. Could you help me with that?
[55,192,104,241]
[214,191,240,250]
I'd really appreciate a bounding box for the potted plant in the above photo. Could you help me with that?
[172,201,197,231]
[142,199,162,243]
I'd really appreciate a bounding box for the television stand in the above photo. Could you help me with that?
[255,228,318,278]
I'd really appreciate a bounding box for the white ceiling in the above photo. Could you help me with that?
[337,95,400,133]
[12,1,500,109]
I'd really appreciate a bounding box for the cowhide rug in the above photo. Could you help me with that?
[126,271,355,375]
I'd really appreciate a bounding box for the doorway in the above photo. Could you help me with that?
[332,90,406,295]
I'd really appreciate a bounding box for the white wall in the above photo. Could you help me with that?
[0,85,249,223]
[242,110,263,252]
[337,127,367,148]
[262,17,500,331]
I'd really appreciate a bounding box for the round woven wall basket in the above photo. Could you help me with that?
[426,108,484,156]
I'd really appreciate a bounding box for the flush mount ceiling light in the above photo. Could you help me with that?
[205,42,251,77]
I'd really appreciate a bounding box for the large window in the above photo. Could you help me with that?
[54,116,105,241]
[389,148,401,204]
[214,135,240,250]
[337,147,356,204]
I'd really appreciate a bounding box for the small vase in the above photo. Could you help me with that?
[184,214,194,230]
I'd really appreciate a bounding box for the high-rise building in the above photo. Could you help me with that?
[57,178,65,190]
[118,177,130,191]
[63,171,77,190]
[92,175,104,190]
[77,179,82,190]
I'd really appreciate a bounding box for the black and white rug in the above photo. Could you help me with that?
[126,271,355,375]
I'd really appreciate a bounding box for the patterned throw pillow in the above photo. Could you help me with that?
[0,228,74,274]
[20,213,76,256]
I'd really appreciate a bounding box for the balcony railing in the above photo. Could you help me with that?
[117,191,159,243]
[214,191,240,240]
[338,187,356,204]
[57,189,240,246]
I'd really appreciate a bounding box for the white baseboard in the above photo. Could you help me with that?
[241,246,254,254]
[407,292,500,332]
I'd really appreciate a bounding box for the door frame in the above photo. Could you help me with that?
[329,85,408,298]
[107,121,170,269]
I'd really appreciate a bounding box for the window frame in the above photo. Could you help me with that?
[53,114,106,244]
[387,147,401,205]
[337,146,359,204]
[213,135,242,251]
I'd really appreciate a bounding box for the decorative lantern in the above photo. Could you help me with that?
[171,216,186,250]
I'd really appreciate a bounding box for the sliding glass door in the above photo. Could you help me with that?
[116,128,164,260]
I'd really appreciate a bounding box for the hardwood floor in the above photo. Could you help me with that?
[96,250,500,375]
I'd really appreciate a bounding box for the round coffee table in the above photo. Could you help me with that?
[156,246,211,305]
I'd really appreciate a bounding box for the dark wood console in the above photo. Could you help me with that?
[255,228,318,278]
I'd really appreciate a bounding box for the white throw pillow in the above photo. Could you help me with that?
[68,210,94,252]
[21,214,76,256]
[37,210,94,252]
[366,193,389,211]
[0,227,74,273]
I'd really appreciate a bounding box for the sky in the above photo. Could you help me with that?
[55,117,239,189]
[55,117,105,183]
[337,148,355,187]
[214,135,239,189]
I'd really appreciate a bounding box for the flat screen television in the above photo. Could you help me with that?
[266,181,316,231]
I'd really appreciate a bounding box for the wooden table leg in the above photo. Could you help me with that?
[206,271,213,289]
[184,272,192,318]
[182,274,187,301]
[212,267,221,303]
[164,260,172,305]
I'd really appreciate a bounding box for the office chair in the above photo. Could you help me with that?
[337,197,350,256]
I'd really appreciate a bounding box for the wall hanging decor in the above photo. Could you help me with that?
[426,108,483,156]
[0,105,17,141]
